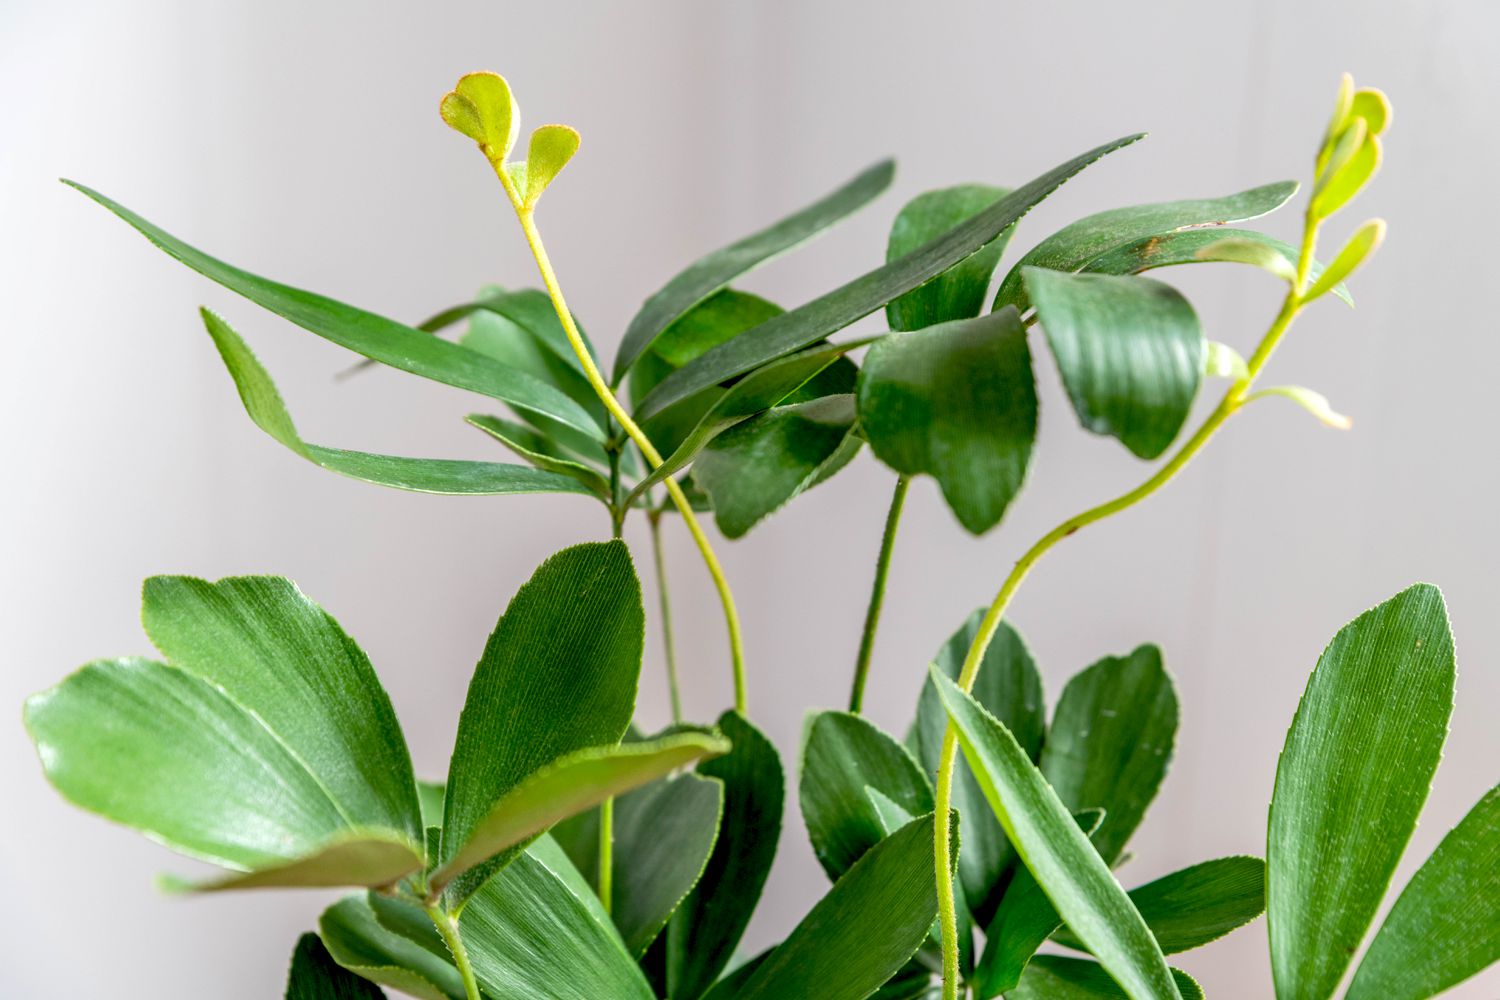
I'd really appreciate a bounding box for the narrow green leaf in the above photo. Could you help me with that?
[1244,385,1352,430]
[1312,134,1382,219]
[464,414,611,495]
[668,712,785,1000]
[1348,783,1500,1000]
[615,160,896,381]
[320,895,466,1000]
[993,181,1299,313]
[1010,956,1203,1000]
[286,932,386,1000]
[800,712,933,880]
[1191,236,1296,282]
[440,72,519,160]
[1268,584,1455,1000]
[858,308,1036,534]
[162,832,431,893]
[886,184,1012,331]
[441,541,645,906]
[735,815,945,1000]
[66,182,604,439]
[1304,218,1385,303]
[932,668,1182,1000]
[1040,645,1177,865]
[1023,269,1204,460]
[523,124,580,206]
[636,135,1145,418]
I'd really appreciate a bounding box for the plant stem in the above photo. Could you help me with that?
[649,510,685,723]
[599,794,615,914]
[932,220,1321,1000]
[849,475,910,713]
[495,170,748,714]
[426,905,483,1000]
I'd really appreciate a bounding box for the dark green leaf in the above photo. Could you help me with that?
[286,932,386,1000]
[886,184,1012,331]
[1268,584,1455,1000]
[441,541,645,906]
[1009,956,1203,1000]
[932,669,1182,1000]
[858,309,1036,534]
[1023,270,1204,460]
[616,160,896,381]
[66,182,605,439]
[993,181,1298,313]
[320,896,465,1000]
[636,135,1145,419]
[465,414,611,496]
[1348,783,1500,1000]
[800,711,933,880]
[460,286,603,415]
[667,712,785,1000]
[1040,645,1177,866]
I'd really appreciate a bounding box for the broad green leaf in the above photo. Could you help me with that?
[1023,269,1204,460]
[66,182,604,439]
[993,181,1298,313]
[1190,236,1295,282]
[523,124,580,206]
[432,731,729,895]
[932,668,1181,1000]
[440,72,519,160]
[286,932,386,1000]
[1010,956,1203,1000]
[800,711,933,880]
[1040,645,1177,865]
[693,394,860,538]
[913,611,1045,925]
[459,835,656,1000]
[858,308,1035,534]
[636,134,1145,418]
[441,541,645,906]
[615,160,896,381]
[886,184,1012,331]
[1348,783,1500,1000]
[200,309,593,497]
[1053,856,1267,955]
[465,414,611,495]
[1268,584,1455,1000]
[320,896,465,1000]
[667,712,785,1000]
[734,815,945,1000]
[1304,218,1385,302]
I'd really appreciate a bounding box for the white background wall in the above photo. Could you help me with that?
[3,2,1496,996]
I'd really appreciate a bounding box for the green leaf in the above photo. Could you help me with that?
[693,394,860,538]
[615,160,896,381]
[320,896,465,1000]
[1304,218,1385,303]
[1053,856,1267,955]
[1010,956,1203,1000]
[667,711,785,1000]
[858,308,1036,534]
[440,72,519,160]
[199,309,593,497]
[432,731,728,896]
[1350,88,1392,137]
[286,932,386,1000]
[440,541,645,906]
[932,668,1182,1000]
[636,134,1145,418]
[1244,385,1352,430]
[993,181,1298,313]
[66,182,604,440]
[1268,583,1455,1000]
[1312,132,1381,220]
[1204,341,1249,383]
[465,414,611,495]
[523,124,580,206]
[913,611,1045,925]
[1040,645,1177,866]
[734,815,945,1000]
[800,712,933,880]
[1190,236,1296,282]
[1023,269,1204,460]
[886,184,1012,331]
[1348,783,1500,1000]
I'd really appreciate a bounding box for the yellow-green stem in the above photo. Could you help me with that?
[599,794,615,914]
[649,510,685,723]
[849,474,910,713]
[427,905,482,1000]
[495,167,748,714]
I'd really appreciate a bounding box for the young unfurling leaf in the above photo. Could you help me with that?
[440,71,519,162]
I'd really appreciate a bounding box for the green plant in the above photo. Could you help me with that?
[26,70,1499,1000]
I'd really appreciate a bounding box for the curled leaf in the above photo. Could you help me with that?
[440,72,519,162]
[1204,341,1249,383]
[524,124,581,206]
[1246,385,1352,429]
[1316,73,1356,176]
[1350,87,1392,137]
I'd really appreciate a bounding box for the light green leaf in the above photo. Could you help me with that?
[465,414,611,496]
[1350,88,1392,137]
[1312,133,1382,220]
[1348,783,1500,1000]
[1268,584,1455,1000]
[886,184,1012,331]
[636,134,1145,419]
[1244,385,1352,430]
[66,182,604,439]
[932,668,1182,1000]
[286,932,386,1000]
[1010,956,1203,1000]
[440,72,519,161]
[799,711,933,880]
[1204,341,1249,382]
[162,833,430,893]
[1191,236,1296,282]
[667,712,785,1000]
[858,308,1036,534]
[1304,218,1385,303]
[734,815,945,1000]
[1023,269,1204,460]
[432,731,728,895]
[523,124,580,206]
[320,895,466,1000]
[441,541,645,907]
[1040,645,1177,866]
[615,160,896,381]
[993,181,1298,313]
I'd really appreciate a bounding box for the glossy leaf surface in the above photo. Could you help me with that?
[320,896,464,1000]
[1010,956,1202,1000]
[885,184,1011,331]
[465,414,610,495]
[286,933,385,1000]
